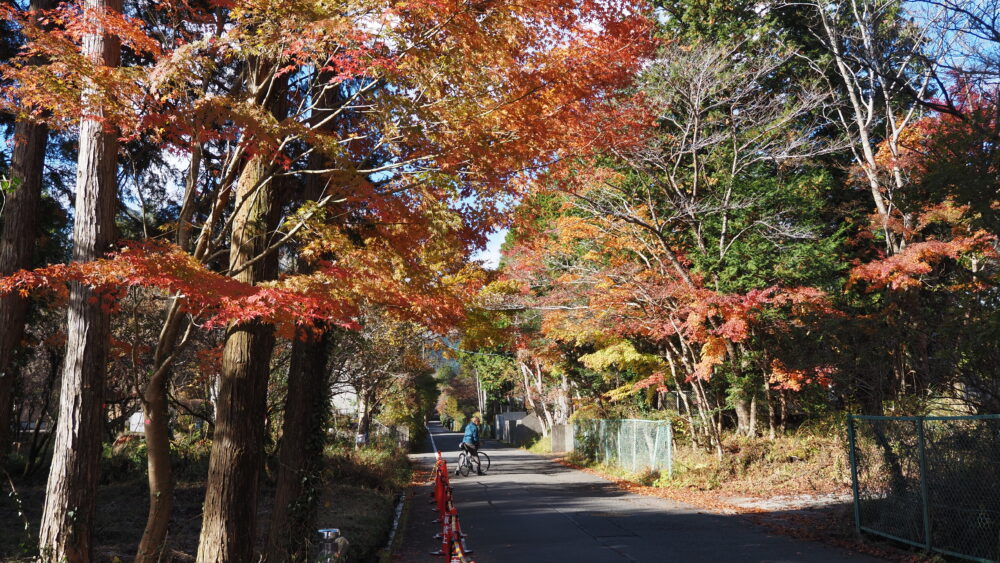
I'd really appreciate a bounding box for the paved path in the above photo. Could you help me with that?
[395,422,883,562]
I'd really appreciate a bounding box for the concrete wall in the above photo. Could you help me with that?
[550,423,575,453]
[495,412,578,450]
[494,411,527,442]
[509,413,543,446]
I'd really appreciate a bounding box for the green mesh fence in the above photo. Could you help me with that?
[848,415,1000,563]
[573,419,672,476]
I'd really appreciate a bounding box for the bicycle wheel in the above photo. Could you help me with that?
[458,453,471,477]
[478,452,490,474]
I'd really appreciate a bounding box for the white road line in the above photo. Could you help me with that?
[427,424,439,454]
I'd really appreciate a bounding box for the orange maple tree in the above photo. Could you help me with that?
[1,0,656,559]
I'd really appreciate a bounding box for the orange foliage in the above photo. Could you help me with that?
[501,199,837,385]
[0,241,356,335]
[769,359,836,391]
[849,235,995,291]
[0,0,655,342]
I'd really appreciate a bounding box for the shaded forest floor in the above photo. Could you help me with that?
[0,474,221,561]
[0,441,409,562]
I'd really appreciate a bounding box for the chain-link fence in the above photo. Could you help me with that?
[848,414,1000,563]
[573,419,672,476]
[371,420,410,448]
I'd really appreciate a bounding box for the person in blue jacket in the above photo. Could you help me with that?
[458,416,483,475]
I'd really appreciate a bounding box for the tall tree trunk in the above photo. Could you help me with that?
[0,0,54,458]
[196,150,281,562]
[357,387,376,445]
[693,378,723,458]
[665,352,699,447]
[778,389,788,434]
[734,397,752,436]
[38,1,121,559]
[196,55,287,562]
[519,361,551,436]
[266,328,332,561]
[532,361,554,436]
[557,372,570,423]
[134,305,182,561]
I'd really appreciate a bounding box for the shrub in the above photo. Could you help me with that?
[170,431,212,482]
[101,436,147,483]
[324,444,410,493]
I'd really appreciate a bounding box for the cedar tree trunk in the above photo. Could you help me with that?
[196,148,282,562]
[266,327,332,561]
[38,1,121,559]
[266,141,336,559]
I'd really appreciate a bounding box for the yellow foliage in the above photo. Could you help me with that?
[578,341,665,375]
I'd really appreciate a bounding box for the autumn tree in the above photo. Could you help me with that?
[328,311,434,444]
[1,0,651,557]
[788,0,1000,412]
[840,83,999,411]
[527,39,840,439]
[190,2,651,557]
[799,0,947,254]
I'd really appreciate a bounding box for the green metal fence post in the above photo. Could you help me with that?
[667,421,673,479]
[847,415,862,536]
[617,421,623,468]
[916,417,932,551]
[632,421,638,472]
[601,420,608,463]
[651,423,661,471]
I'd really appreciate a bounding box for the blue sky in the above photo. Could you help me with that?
[471,228,508,270]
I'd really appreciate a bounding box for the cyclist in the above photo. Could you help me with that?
[458,415,484,475]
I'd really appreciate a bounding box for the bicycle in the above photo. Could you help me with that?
[456,449,490,477]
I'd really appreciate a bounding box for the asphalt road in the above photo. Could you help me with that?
[394,422,883,563]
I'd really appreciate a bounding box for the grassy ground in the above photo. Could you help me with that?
[562,415,852,497]
[316,445,411,563]
[663,431,851,496]
[523,434,551,454]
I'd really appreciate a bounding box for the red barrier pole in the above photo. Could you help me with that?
[430,458,443,504]
[431,507,453,560]
[450,510,475,563]
[429,439,474,561]
[436,461,450,521]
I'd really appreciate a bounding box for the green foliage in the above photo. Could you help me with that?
[169,431,213,482]
[0,174,21,194]
[100,437,148,483]
[456,349,516,417]
[688,171,847,293]
[436,394,460,428]
[99,431,215,485]
[379,368,437,450]
[654,0,775,42]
